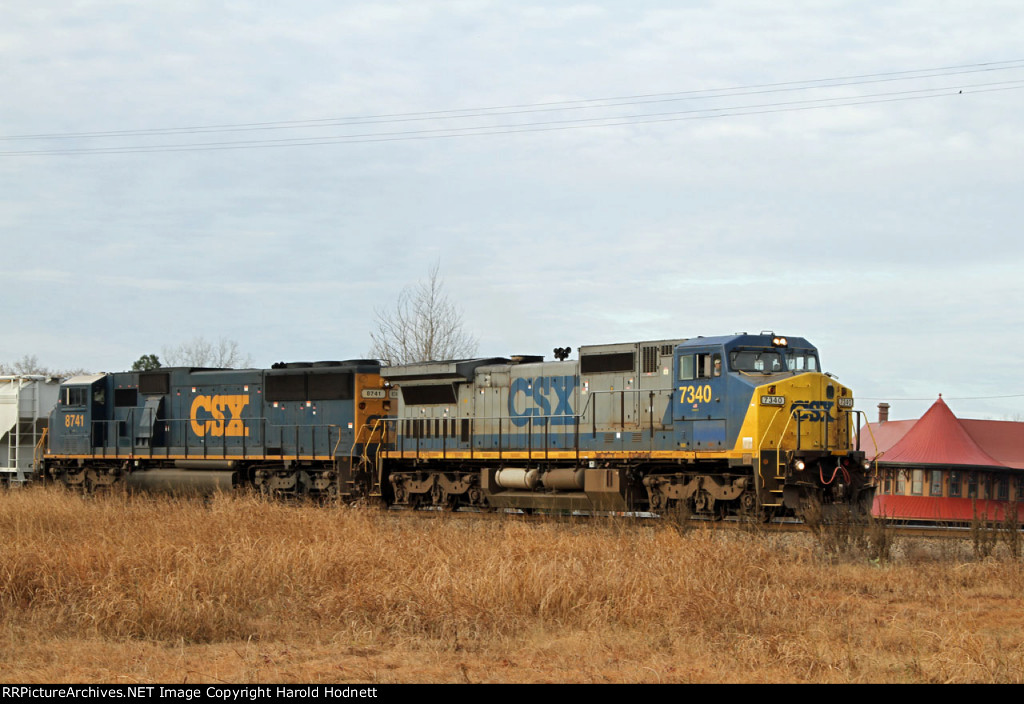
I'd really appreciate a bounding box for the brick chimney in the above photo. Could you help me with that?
[877,402,890,423]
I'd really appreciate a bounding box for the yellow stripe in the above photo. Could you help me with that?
[45,454,338,462]
[383,449,739,461]
[382,448,851,461]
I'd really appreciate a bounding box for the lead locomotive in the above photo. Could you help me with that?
[380,332,874,518]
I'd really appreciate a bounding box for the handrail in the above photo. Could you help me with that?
[852,409,881,477]
[377,388,668,431]
[772,409,800,484]
[349,416,387,464]
[61,415,366,460]
[33,427,48,470]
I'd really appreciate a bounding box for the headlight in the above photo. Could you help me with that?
[794,460,806,471]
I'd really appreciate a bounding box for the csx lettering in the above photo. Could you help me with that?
[190,395,250,437]
[791,400,833,422]
[509,376,576,427]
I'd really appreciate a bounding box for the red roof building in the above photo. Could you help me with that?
[862,397,1024,522]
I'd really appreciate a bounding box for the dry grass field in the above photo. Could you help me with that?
[2,486,1024,684]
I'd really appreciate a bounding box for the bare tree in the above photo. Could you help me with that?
[0,354,90,377]
[161,337,254,368]
[3,354,45,375]
[369,262,478,364]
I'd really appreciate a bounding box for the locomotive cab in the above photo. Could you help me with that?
[50,374,107,455]
[663,334,872,517]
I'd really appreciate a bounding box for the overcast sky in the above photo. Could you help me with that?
[2,2,1022,422]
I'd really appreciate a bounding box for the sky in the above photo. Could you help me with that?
[2,1,1023,423]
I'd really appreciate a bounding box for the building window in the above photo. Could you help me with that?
[930,470,943,497]
[883,471,891,495]
[968,472,978,499]
[896,471,906,495]
[950,471,961,498]
[998,476,1010,501]
[911,469,923,495]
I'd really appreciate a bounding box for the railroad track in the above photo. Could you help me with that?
[389,504,1006,539]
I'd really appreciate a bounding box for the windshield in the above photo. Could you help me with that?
[786,350,818,372]
[729,348,819,374]
[729,349,784,373]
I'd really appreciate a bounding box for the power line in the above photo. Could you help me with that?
[5,81,1021,157]
[3,59,1022,141]
[3,60,1022,155]
[860,394,1024,401]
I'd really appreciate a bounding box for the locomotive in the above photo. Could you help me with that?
[42,361,389,497]
[379,332,874,519]
[40,332,875,519]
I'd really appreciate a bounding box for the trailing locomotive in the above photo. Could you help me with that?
[379,333,875,519]
[43,361,389,497]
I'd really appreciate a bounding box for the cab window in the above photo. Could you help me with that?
[786,351,819,372]
[64,387,87,406]
[730,349,783,373]
[678,355,695,381]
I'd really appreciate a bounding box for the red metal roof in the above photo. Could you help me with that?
[859,418,915,459]
[961,419,1024,470]
[874,495,1024,522]
[862,396,1023,469]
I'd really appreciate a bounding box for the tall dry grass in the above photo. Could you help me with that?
[2,486,1024,683]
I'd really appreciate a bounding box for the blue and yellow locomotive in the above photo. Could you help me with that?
[43,361,389,496]
[379,332,874,518]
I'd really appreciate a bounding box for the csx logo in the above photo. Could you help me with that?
[508,376,575,427]
[791,400,833,422]
[190,394,250,437]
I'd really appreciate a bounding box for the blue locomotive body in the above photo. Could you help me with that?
[44,362,389,496]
